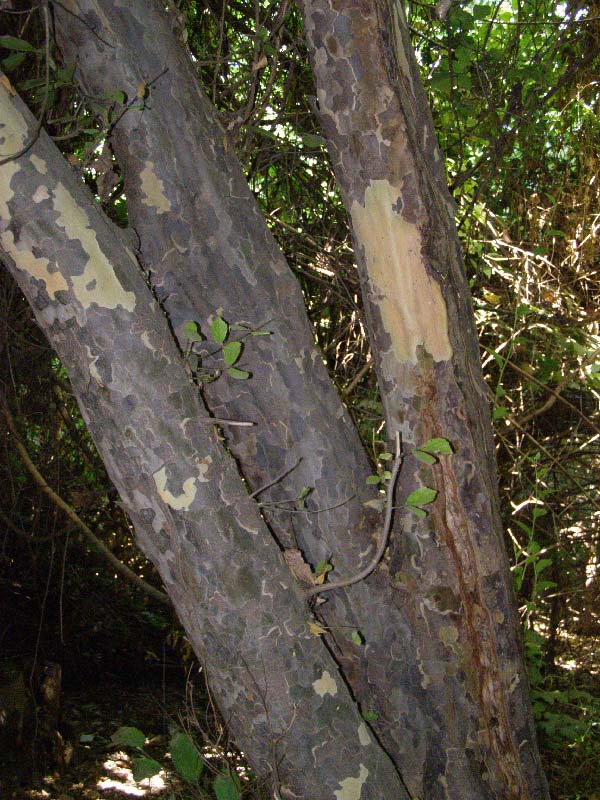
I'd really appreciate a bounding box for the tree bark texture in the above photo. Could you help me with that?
[0,82,407,800]
[0,0,550,796]
[298,0,549,798]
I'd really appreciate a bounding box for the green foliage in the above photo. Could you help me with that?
[170,730,204,783]
[183,314,270,383]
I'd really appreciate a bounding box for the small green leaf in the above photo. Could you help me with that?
[108,89,127,104]
[366,474,381,485]
[420,437,453,455]
[301,133,326,148]
[414,449,437,465]
[183,321,203,342]
[406,487,438,507]
[213,773,241,800]
[298,486,312,500]
[210,316,228,344]
[2,52,27,71]
[316,560,333,576]
[111,726,146,749]
[222,340,242,366]
[79,733,95,743]
[351,630,364,646]
[407,505,428,518]
[251,329,272,336]
[493,406,509,420]
[0,35,37,52]
[361,711,379,722]
[227,367,250,380]
[170,731,204,783]
[381,470,392,480]
[132,757,163,782]
[379,452,393,461]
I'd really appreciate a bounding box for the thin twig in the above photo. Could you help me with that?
[249,457,302,498]
[307,432,403,597]
[1,392,170,605]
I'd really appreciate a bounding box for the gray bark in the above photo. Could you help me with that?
[0,81,407,799]
[1,0,550,795]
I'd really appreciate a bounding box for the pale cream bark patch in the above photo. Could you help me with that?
[53,183,136,311]
[357,722,371,747]
[153,466,198,511]
[350,180,452,364]
[140,161,171,214]
[312,670,338,697]
[0,92,70,298]
[334,764,369,800]
[30,154,48,174]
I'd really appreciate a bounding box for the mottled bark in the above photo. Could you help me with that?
[1,0,550,795]
[298,0,549,798]
[53,0,376,570]
[0,82,407,799]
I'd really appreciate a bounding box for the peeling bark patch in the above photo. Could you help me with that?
[32,186,50,203]
[312,670,338,697]
[334,764,369,799]
[0,102,69,299]
[153,466,197,511]
[52,183,136,311]
[350,180,452,364]
[30,154,48,174]
[357,722,371,746]
[140,161,171,214]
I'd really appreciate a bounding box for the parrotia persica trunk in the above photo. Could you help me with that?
[1,0,550,797]
[0,83,407,800]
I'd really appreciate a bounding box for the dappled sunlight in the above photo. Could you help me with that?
[97,752,167,797]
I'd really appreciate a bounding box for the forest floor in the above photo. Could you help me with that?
[1,675,258,800]
[1,660,599,800]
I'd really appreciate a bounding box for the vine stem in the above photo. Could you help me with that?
[306,431,403,597]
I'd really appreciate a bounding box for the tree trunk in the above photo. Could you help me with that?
[1,0,550,795]
[0,82,407,799]
[298,1,548,797]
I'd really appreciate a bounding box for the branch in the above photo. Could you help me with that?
[307,432,403,597]
[1,393,170,605]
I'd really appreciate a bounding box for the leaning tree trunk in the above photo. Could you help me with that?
[298,0,549,797]
[1,0,550,795]
[0,81,407,799]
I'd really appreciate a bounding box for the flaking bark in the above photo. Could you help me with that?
[0,80,408,800]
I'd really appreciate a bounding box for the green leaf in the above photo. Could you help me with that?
[210,316,228,344]
[132,757,163,782]
[379,451,393,461]
[406,487,437,507]
[361,711,379,722]
[170,731,204,783]
[366,474,381,485]
[381,470,392,480]
[0,35,37,53]
[493,406,509,420]
[227,367,250,380]
[407,505,428,518]
[351,630,364,646]
[420,437,453,455]
[414,450,437,465]
[111,726,146,749]
[251,329,272,336]
[183,321,203,342]
[222,340,242,366]
[316,560,332,576]
[213,773,241,800]
[301,133,326,148]
[2,52,27,71]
